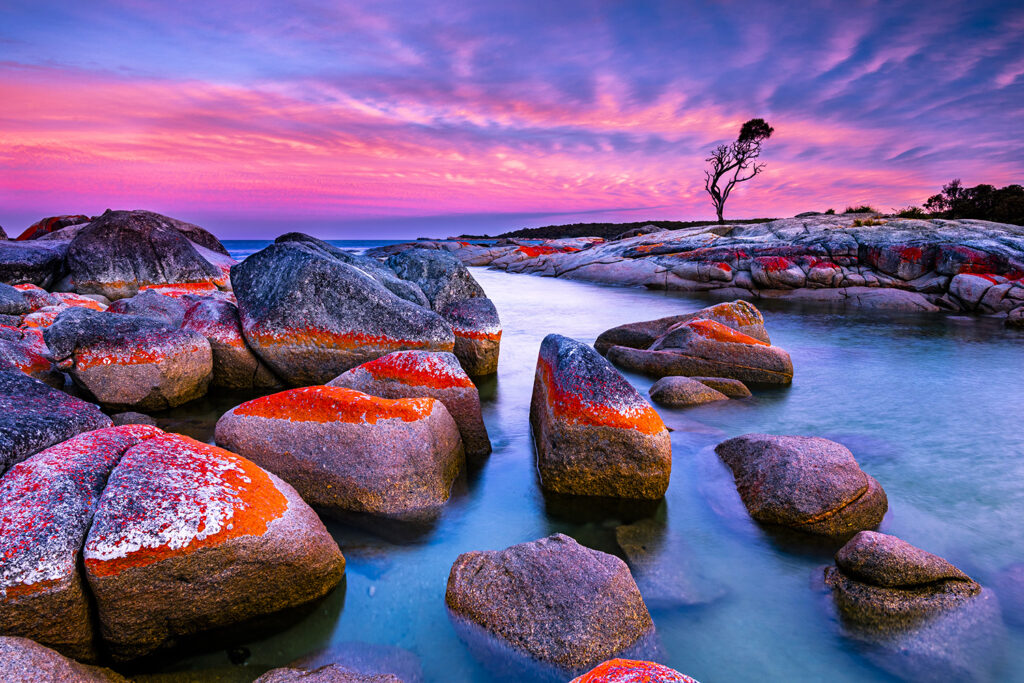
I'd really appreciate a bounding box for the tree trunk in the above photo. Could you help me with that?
[716,204,724,224]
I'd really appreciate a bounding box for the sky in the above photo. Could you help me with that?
[1,0,1022,239]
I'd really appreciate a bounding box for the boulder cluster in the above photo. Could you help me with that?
[377,215,1024,325]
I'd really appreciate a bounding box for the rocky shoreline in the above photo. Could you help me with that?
[0,208,1017,681]
[372,214,1024,326]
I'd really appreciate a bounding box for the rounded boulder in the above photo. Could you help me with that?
[648,376,728,407]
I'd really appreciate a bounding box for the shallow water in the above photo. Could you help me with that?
[141,264,1024,682]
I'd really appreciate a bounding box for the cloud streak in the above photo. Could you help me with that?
[0,0,1021,237]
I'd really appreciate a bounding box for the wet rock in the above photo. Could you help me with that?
[275,233,429,307]
[16,215,92,241]
[530,334,671,499]
[615,519,724,609]
[440,297,501,376]
[232,242,454,386]
[106,289,187,327]
[256,665,403,682]
[609,319,793,385]
[0,426,161,660]
[571,659,699,683]
[66,209,230,300]
[949,273,998,310]
[690,377,751,398]
[824,531,1003,683]
[44,308,212,411]
[648,376,728,407]
[328,350,490,459]
[0,240,68,287]
[595,300,769,355]
[215,386,464,519]
[110,411,158,426]
[386,248,486,313]
[445,534,653,671]
[0,636,128,682]
[714,434,887,535]
[1008,306,1024,328]
[992,563,1024,627]
[291,641,424,683]
[83,432,346,661]
[181,296,281,390]
[0,371,112,474]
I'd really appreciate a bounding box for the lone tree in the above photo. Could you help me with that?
[704,118,774,223]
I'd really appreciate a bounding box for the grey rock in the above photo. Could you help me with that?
[648,376,728,407]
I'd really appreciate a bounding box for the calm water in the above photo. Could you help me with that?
[144,245,1024,682]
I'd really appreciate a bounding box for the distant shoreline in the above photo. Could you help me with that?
[454,218,778,241]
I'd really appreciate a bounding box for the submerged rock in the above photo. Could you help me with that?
[690,377,752,398]
[0,636,128,682]
[256,665,403,682]
[215,386,464,519]
[232,242,454,386]
[530,334,671,499]
[44,308,212,411]
[0,371,112,474]
[66,210,231,300]
[0,426,161,661]
[648,376,728,407]
[82,432,346,661]
[445,534,653,672]
[714,434,887,535]
[571,659,699,683]
[328,350,490,459]
[824,531,1004,682]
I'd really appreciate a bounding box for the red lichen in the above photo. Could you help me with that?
[571,659,697,683]
[51,293,106,311]
[248,324,453,354]
[233,385,436,424]
[685,319,768,346]
[75,332,207,371]
[140,282,220,297]
[83,434,287,578]
[361,351,474,389]
[754,256,796,272]
[537,357,665,435]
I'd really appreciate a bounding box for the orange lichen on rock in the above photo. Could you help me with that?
[248,325,454,354]
[537,357,665,436]
[571,659,698,683]
[362,352,475,389]
[51,293,106,311]
[75,332,208,371]
[83,434,288,578]
[233,385,436,424]
[141,282,220,297]
[685,319,768,346]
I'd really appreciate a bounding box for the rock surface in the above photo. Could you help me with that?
[440,296,501,376]
[231,242,455,386]
[16,215,92,241]
[530,334,671,499]
[66,210,231,300]
[44,308,212,411]
[106,289,187,327]
[714,434,887,535]
[0,426,161,660]
[216,386,464,518]
[648,376,728,407]
[82,432,346,660]
[595,300,769,355]
[0,240,68,287]
[0,371,112,474]
[445,534,653,671]
[570,659,699,683]
[256,665,403,682]
[386,248,486,313]
[690,377,751,398]
[384,217,1024,321]
[328,350,490,459]
[181,296,281,389]
[0,636,128,682]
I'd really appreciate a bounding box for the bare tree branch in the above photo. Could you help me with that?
[704,119,773,223]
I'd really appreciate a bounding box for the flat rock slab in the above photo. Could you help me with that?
[83,433,345,661]
[0,371,112,474]
[216,386,464,518]
[445,534,653,672]
[329,350,490,459]
[530,334,671,499]
[232,242,455,386]
[648,376,728,407]
[714,434,887,535]
[0,425,161,660]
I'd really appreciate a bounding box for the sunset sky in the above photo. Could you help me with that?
[2,0,1022,238]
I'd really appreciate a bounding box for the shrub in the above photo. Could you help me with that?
[824,208,835,215]
[895,206,928,219]
[844,205,878,214]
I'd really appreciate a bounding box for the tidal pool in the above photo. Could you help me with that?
[139,265,1024,682]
